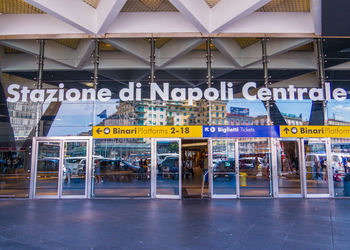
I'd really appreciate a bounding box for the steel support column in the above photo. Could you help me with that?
[35,40,45,137]
[261,38,271,126]
[316,38,328,125]
[150,38,156,124]
[92,39,100,127]
[206,38,212,125]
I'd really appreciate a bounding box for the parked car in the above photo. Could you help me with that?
[158,156,179,179]
[157,153,178,165]
[213,160,235,180]
[306,153,348,174]
[239,157,263,169]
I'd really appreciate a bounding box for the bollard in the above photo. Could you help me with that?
[240,173,247,187]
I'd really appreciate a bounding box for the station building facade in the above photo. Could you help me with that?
[1,0,350,199]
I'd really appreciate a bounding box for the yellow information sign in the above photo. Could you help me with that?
[280,126,350,138]
[93,126,203,138]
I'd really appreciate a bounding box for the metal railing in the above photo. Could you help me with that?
[201,170,209,198]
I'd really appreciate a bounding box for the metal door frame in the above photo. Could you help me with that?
[209,138,238,199]
[237,138,273,198]
[151,138,182,199]
[301,138,332,198]
[30,136,92,199]
[272,138,304,198]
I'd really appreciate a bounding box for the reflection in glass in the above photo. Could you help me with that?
[275,100,312,126]
[331,139,350,197]
[93,139,151,197]
[239,139,271,197]
[62,142,87,196]
[35,142,60,196]
[304,141,329,195]
[212,140,236,195]
[0,148,31,198]
[156,141,180,196]
[277,141,301,195]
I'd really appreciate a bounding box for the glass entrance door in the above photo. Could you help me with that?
[62,141,88,197]
[153,139,181,198]
[303,139,331,197]
[32,137,91,199]
[238,138,272,197]
[210,139,237,198]
[34,141,60,197]
[275,139,303,197]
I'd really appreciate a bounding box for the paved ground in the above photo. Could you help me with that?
[0,199,349,250]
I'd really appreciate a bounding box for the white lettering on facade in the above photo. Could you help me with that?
[5,81,348,103]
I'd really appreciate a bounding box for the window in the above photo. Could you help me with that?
[216,112,219,117]
[177,119,180,122]
[160,122,163,125]
[160,115,163,118]
[153,114,156,118]
[153,122,156,125]
[222,106,225,111]
[153,107,157,111]
[160,108,164,111]
[149,107,152,110]
[216,106,219,110]
[169,112,172,116]
[216,119,218,124]
[222,113,225,117]
[149,114,151,118]
[184,113,186,116]
[149,121,152,124]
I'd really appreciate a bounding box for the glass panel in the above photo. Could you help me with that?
[212,140,236,195]
[304,140,329,195]
[0,149,31,198]
[35,142,60,196]
[62,141,87,196]
[331,138,350,197]
[277,141,301,195]
[156,140,180,196]
[239,139,271,197]
[93,139,151,197]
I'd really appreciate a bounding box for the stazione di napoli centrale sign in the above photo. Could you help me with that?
[6,82,349,105]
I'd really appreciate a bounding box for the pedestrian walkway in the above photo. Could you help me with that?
[0,199,349,249]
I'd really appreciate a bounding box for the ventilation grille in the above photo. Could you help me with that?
[83,0,100,9]
[0,0,45,14]
[54,39,80,49]
[122,0,178,12]
[235,38,260,49]
[257,0,310,12]
[205,0,220,8]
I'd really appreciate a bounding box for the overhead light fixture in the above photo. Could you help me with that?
[81,82,94,87]
[182,142,208,148]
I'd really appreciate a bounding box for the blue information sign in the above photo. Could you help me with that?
[202,126,280,138]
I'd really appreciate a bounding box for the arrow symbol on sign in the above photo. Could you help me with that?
[96,128,102,134]
[283,128,290,134]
